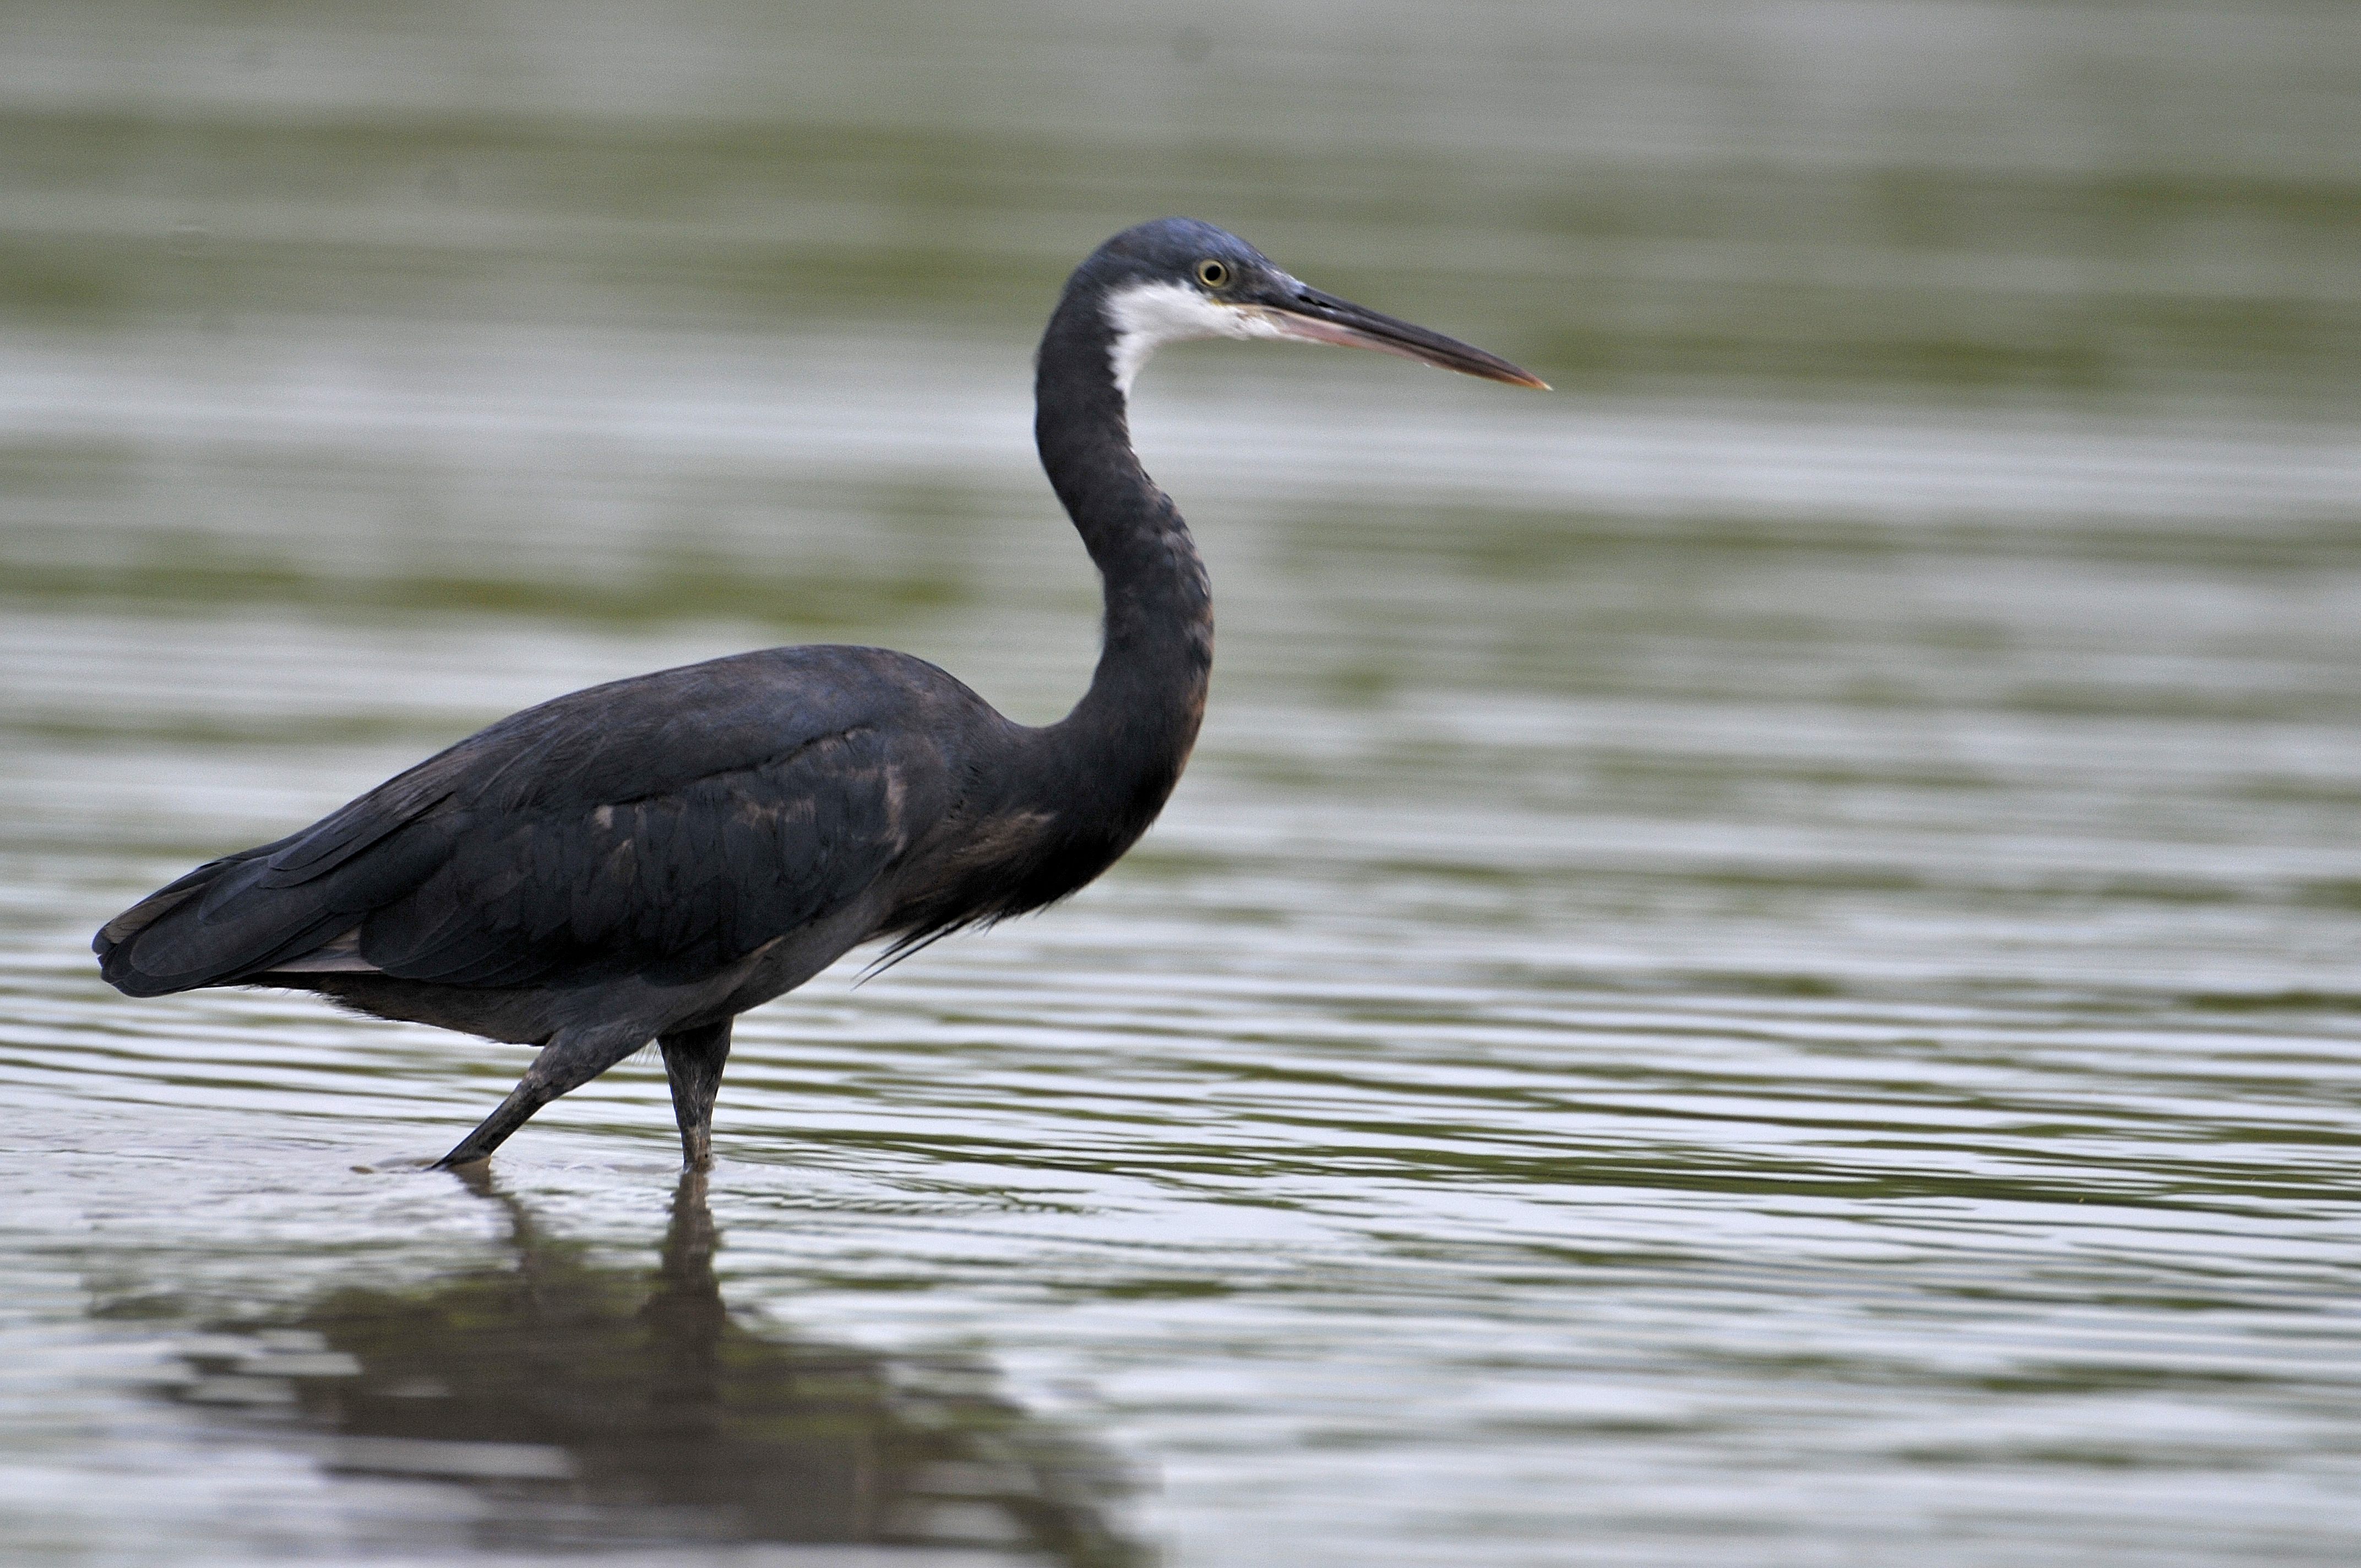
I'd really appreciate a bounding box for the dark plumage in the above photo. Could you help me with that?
[95,218,1543,1170]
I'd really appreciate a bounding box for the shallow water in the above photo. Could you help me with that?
[5,3,2361,1565]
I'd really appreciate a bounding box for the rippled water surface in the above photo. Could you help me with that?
[5,3,2360,1564]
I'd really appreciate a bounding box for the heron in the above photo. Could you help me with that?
[94,217,1544,1172]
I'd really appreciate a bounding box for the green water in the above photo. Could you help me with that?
[4,3,2359,1564]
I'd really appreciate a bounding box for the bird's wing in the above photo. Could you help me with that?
[342,720,927,987]
[99,648,969,994]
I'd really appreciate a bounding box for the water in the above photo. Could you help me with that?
[4,3,2360,1563]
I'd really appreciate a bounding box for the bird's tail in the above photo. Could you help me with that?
[94,837,351,997]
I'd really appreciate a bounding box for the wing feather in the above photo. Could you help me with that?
[97,647,978,998]
[335,726,918,988]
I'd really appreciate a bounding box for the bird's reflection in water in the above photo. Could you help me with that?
[168,1171,1146,1566]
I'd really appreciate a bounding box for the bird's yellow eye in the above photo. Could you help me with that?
[1195,259,1231,288]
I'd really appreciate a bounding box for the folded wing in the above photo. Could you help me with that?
[96,648,954,997]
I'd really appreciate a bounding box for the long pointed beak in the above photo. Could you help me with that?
[1252,282,1549,390]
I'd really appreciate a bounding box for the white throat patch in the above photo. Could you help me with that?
[1102,279,1284,396]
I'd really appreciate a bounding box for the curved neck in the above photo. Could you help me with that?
[1030,286,1212,829]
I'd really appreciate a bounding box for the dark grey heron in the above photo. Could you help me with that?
[95,218,1544,1172]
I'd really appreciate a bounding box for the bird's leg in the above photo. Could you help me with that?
[657,1018,733,1172]
[433,1028,648,1169]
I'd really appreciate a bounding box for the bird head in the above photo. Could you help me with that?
[1073,217,1548,396]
